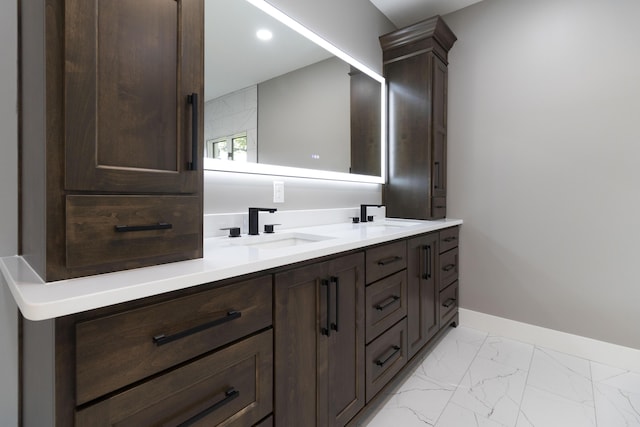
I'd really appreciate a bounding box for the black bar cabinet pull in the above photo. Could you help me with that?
[375,345,401,367]
[442,298,457,308]
[330,276,339,332]
[321,279,331,336]
[422,244,432,279]
[443,236,457,243]
[376,256,402,266]
[115,223,172,233]
[434,161,440,189]
[152,311,242,346]
[177,388,239,427]
[187,93,198,171]
[442,263,456,272]
[375,295,400,311]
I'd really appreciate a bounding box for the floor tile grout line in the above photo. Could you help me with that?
[589,360,599,427]
[513,342,537,426]
[432,328,490,426]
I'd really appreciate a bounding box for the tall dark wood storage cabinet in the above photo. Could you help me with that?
[20,0,204,280]
[380,16,456,220]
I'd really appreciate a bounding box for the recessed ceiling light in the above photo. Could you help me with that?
[256,29,273,41]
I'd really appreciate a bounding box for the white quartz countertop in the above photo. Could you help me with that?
[1,218,462,321]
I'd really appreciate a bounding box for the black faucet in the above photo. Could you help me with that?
[360,204,383,223]
[248,207,277,235]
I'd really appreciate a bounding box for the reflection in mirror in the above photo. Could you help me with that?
[203,0,386,183]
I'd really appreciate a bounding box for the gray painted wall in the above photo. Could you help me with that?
[445,0,640,349]
[0,0,18,423]
[258,57,350,172]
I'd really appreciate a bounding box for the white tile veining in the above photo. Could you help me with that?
[363,326,640,427]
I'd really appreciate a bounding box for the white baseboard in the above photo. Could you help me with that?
[459,308,640,373]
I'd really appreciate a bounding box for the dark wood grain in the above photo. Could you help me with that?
[381,16,456,220]
[275,252,365,427]
[365,318,408,402]
[350,69,381,176]
[407,232,440,359]
[76,330,273,427]
[365,271,408,344]
[365,240,407,284]
[75,275,272,405]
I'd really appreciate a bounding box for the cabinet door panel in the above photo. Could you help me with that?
[407,233,439,359]
[65,0,202,193]
[76,331,272,427]
[326,254,365,426]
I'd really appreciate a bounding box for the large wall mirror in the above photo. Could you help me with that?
[203,0,386,183]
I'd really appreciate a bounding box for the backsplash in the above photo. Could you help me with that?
[204,206,386,238]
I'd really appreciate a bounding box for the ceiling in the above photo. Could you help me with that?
[368,0,483,28]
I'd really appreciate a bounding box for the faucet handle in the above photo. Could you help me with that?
[220,227,241,238]
[264,224,281,234]
[351,217,360,223]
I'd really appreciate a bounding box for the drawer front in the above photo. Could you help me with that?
[431,197,446,219]
[365,319,408,402]
[439,247,459,290]
[439,281,459,325]
[366,240,407,284]
[76,330,273,427]
[76,276,272,404]
[66,194,201,269]
[365,270,407,343]
[439,226,459,253]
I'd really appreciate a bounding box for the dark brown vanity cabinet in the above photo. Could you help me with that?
[380,16,457,220]
[20,0,204,281]
[407,232,440,359]
[274,252,366,427]
[23,276,273,427]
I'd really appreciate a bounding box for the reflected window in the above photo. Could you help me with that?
[206,132,248,161]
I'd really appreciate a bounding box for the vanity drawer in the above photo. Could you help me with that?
[365,318,408,402]
[365,270,407,343]
[439,281,459,325]
[439,226,459,253]
[76,330,273,427]
[439,246,459,290]
[366,240,407,284]
[75,275,272,405]
[65,194,201,270]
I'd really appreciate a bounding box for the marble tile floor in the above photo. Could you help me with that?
[362,326,640,427]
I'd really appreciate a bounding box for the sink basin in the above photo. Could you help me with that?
[231,232,334,250]
[365,220,422,230]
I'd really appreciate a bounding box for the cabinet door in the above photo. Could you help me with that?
[65,0,203,194]
[275,252,365,427]
[324,254,365,426]
[407,233,439,359]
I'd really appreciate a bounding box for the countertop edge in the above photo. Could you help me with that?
[2,219,462,321]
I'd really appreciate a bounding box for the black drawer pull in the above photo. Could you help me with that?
[442,298,457,308]
[443,236,457,243]
[152,311,242,346]
[330,276,339,332]
[177,388,239,427]
[422,244,432,279]
[375,345,401,367]
[442,263,456,272]
[375,295,400,311]
[114,222,172,233]
[187,92,198,171]
[321,279,331,336]
[376,256,402,266]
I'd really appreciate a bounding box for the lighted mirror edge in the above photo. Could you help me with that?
[204,157,385,184]
[204,0,387,184]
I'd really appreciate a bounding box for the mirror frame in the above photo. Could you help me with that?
[203,0,386,184]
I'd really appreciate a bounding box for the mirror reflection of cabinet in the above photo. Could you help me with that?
[20,0,204,281]
[204,0,385,181]
[381,16,457,220]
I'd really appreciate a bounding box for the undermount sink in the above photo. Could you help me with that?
[231,232,334,250]
[364,220,422,230]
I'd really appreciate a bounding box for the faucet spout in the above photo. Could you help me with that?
[248,207,277,235]
[360,204,383,223]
